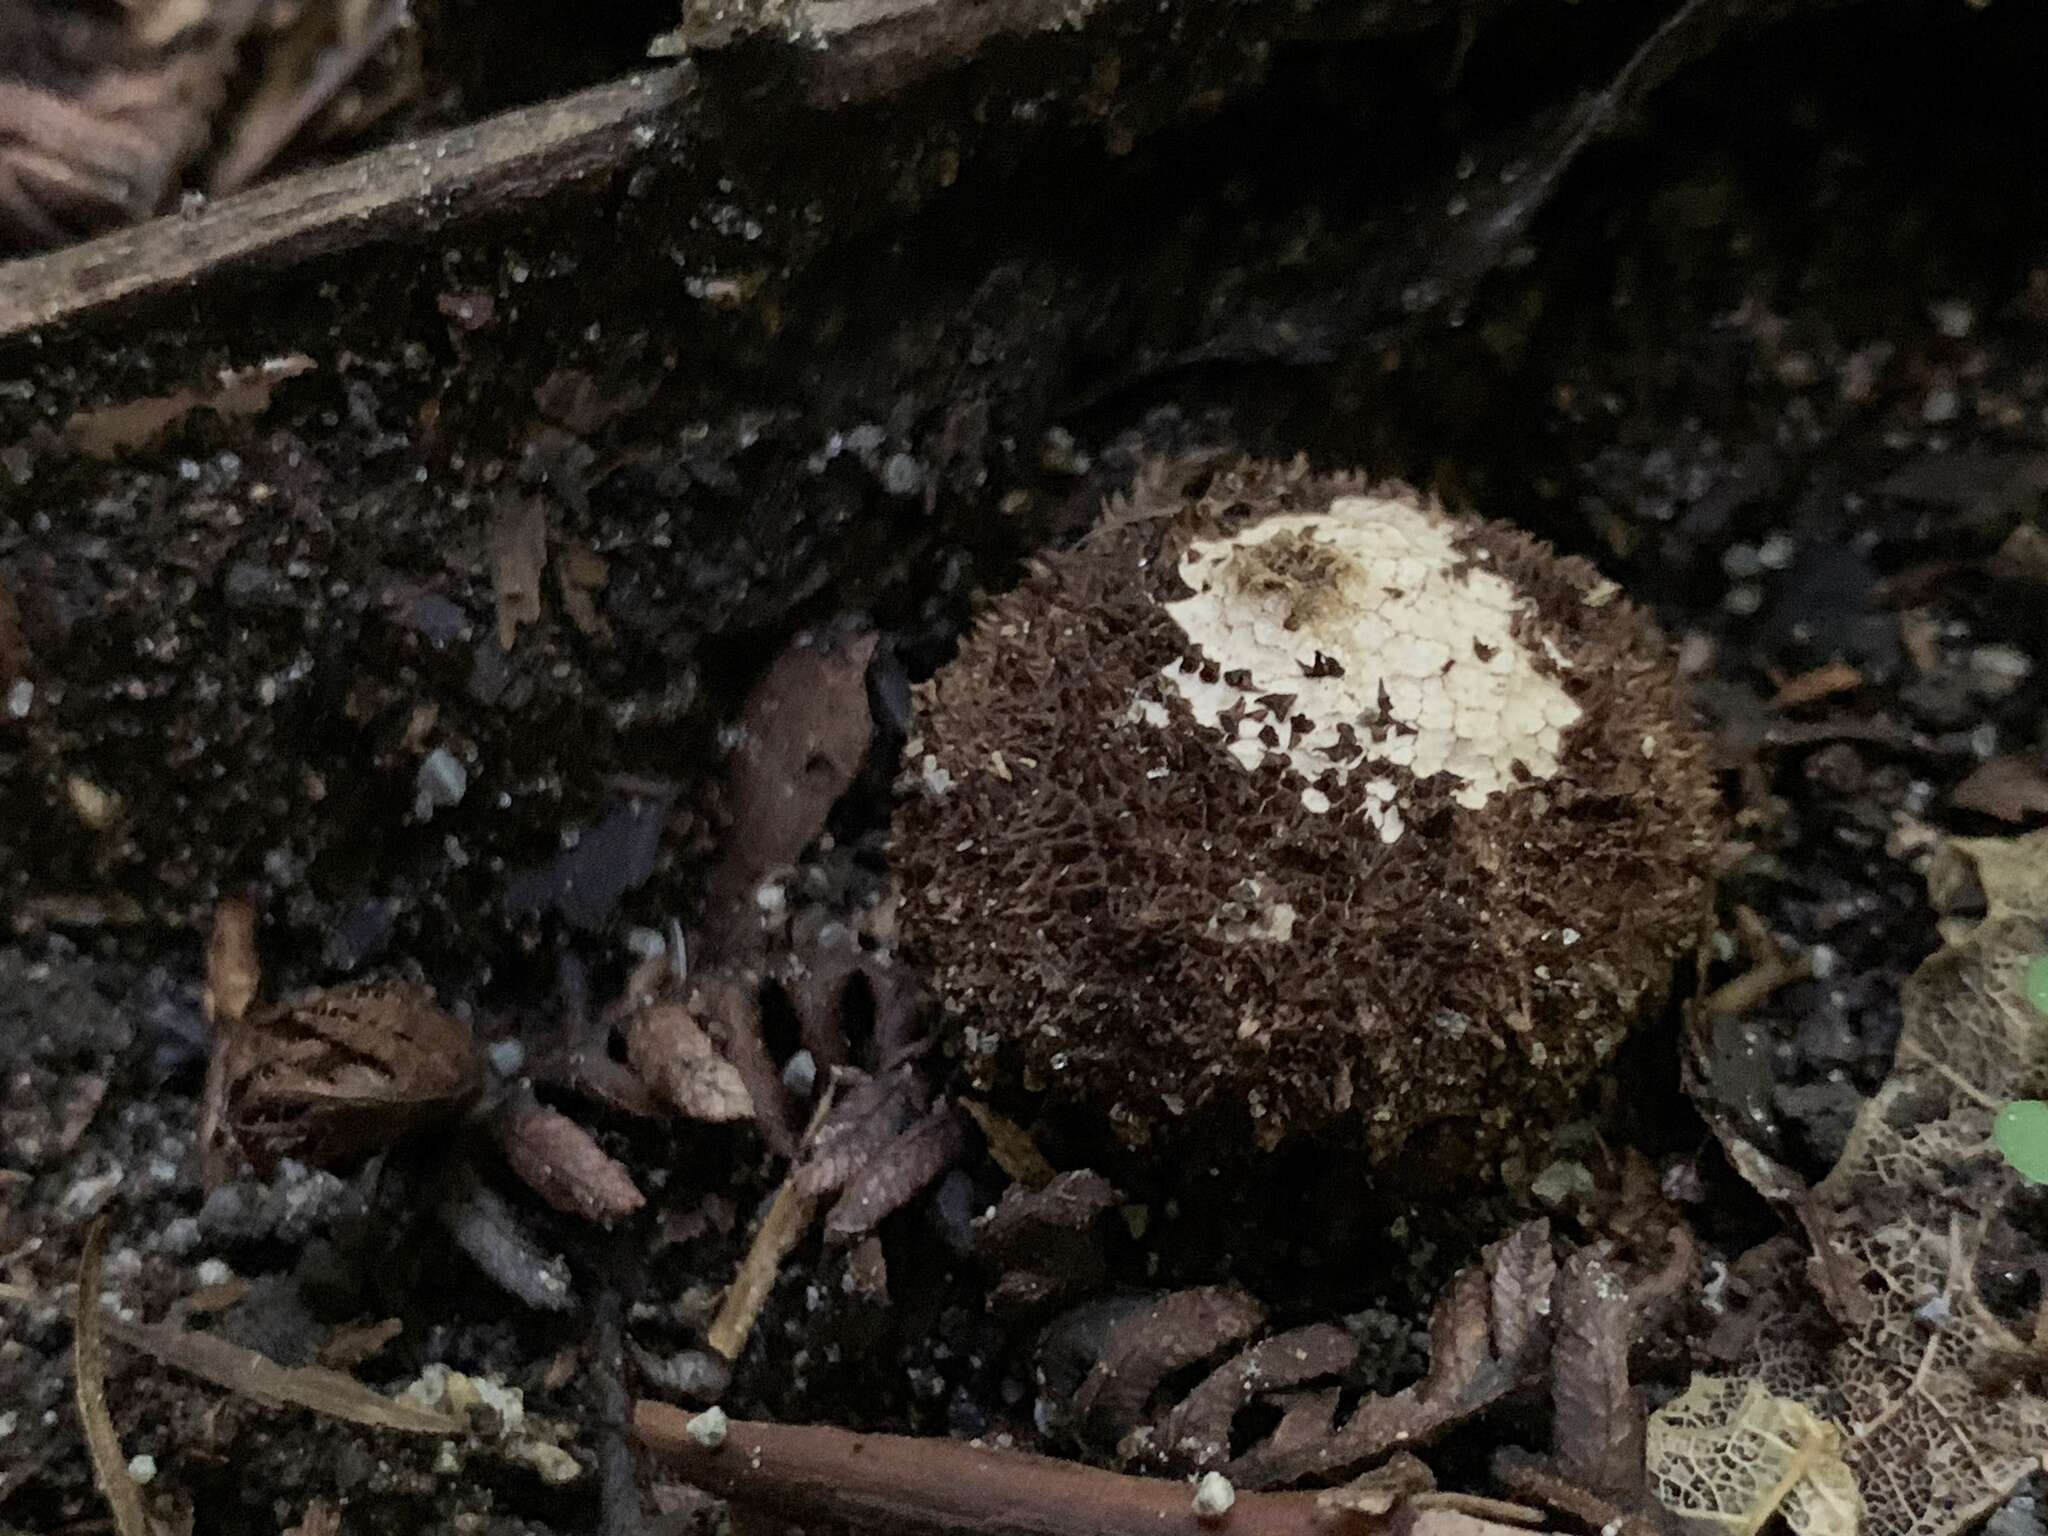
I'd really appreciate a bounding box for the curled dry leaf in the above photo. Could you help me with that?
[1225,1221,1556,1489]
[1948,753,2048,825]
[221,980,481,1170]
[974,1168,1119,1259]
[1069,1287,1269,1451]
[1136,1323,1359,1472]
[624,998,754,1125]
[977,1169,1119,1314]
[497,1089,647,1224]
[794,1065,923,1198]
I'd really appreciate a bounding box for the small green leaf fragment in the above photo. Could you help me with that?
[1994,1100,2048,1185]
[2027,955,2048,1017]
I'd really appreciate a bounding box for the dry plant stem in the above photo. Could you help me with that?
[705,1094,834,1360]
[633,1407,1365,1536]
[1700,953,1812,1019]
[210,0,410,196]
[73,1218,149,1536]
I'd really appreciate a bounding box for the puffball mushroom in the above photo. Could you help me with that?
[894,460,1724,1158]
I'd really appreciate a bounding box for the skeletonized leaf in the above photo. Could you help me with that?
[1648,1375,1859,1536]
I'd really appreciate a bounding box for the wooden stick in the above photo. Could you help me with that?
[634,1405,1369,1536]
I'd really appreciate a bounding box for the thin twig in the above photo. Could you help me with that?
[633,1407,1368,1536]
[705,1092,835,1360]
[73,1218,149,1536]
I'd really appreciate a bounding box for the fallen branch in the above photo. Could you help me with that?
[632,1406,1359,1536]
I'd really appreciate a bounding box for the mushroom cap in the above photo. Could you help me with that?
[894,460,1723,1157]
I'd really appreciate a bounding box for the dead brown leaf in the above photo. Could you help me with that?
[220,979,480,1171]
[1070,1286,1269,1451]
[824,1102,968,1238]
[492,495,549,650]
[794,1065,922,1199]
[65,354,315,457]
[496,1089,646,1224]
[74,1218,150,1536]
[1226,1221,1556,1488]
[1144,1323,1359,1472]
[624,998,754,1125]
[1949,754,2048,824]
[1551,1249,1643,1499]
[704,625,879,951]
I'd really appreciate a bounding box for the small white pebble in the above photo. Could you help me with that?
[487,1038,527,1078]
[1930,299,1974,339]
[195,1259,232,1287]
[6,678,31,717]
[1193,1471,1236,1520]
[686,1406,730,1450]
[127,1454,157,1485]
[781,1049,818,1097]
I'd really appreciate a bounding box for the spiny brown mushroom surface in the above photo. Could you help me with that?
[893,460,1725,1159]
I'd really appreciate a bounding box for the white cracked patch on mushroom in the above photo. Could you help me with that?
[1150,492,1583,830]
